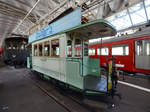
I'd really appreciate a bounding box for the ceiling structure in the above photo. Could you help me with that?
[0,0,144,46]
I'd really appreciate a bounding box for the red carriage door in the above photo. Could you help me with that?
[135,40,150,70]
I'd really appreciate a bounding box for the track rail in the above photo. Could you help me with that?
[25,71,92,112]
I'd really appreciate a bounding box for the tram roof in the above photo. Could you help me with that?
[64,19,117,39]
[5,37,28,42]
[30,19,117,43]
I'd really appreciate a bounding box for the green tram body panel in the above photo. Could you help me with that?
[28,19,117,93]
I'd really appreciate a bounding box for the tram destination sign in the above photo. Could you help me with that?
[29,8,81,43]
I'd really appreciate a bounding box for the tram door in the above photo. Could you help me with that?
[135,40,150,70]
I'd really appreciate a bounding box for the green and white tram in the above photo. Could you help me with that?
[27,19,117,95]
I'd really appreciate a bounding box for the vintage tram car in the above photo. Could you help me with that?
[89,26,150,75]
[2,36,29,66]
[27,9,119,96]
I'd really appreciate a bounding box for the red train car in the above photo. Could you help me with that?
[89,27,150,75]
[0,48,2,57]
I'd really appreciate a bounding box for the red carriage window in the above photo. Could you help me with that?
[136,39,150,56]
[89,48,95,55]
[112,44,129,55]
[97,47,109,55]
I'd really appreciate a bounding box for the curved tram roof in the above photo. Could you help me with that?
[65,19,117,39]
[31,19,117,43]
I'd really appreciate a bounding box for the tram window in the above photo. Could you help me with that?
[44,41,50,56]
[97,47,109,55]
[39,43,43,56]
[89,48,95,55]
[136,40,143,56]
[84,41,88,56]
[13,44,17,50]
[112,44,129,55]
[24,45,27,50]
[21,44,24,50]
[7,43,11,50]
[67,40,72,57]
[75,39,81,57]
[125,46,129,55]
[34,44,38,56]
[146,42,150,55]
[145,40,150,56]
[51,39,59,57]
[97,48,100,55]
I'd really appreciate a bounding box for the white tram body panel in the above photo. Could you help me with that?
[32,34,68,83]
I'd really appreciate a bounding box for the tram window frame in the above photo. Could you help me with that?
[51,39,60,57]
[34,44,38,56]
[89,48,95,56]
[38,43,43,56]
[44,41,50,56]
[145,40,150,56]
[12,43,17,50]
[67,40,72,57]
[74,39,82,57]
[112,44,129,56]
[136,39,150,56]
[7,43,12,50]
[97,47,109,55]
[136,40,144,56]
[84,41,89,56]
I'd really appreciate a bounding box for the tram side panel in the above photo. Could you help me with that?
[31,33,85,90]
[32,34,67,82]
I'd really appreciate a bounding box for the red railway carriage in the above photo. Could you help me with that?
[89,27,150,75]
[0,48,2,57]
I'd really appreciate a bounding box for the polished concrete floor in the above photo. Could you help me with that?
[0,64,150,112]
[0,65,68,112]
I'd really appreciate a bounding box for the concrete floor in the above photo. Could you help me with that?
[0,64,150,112]
[0,66,68,112]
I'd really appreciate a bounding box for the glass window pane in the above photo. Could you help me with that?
[112,47,124,55]
[101,47,109,55]
[136,40,143,56]
[145,0,150,19]
[44,41,50,56]
[21,45,24,50]
[75,39,81,57]
[125,46,129,55]
[129,2,147,25]
[39,44,43,56]
[89,48,95,55]
[146,43,150,55]
[67,40,72,57]
[145,40,150,56]
[51,39,59,57]
[97,48,100,55]
[34,44,38,56]
[7,43,11,49]
[92,49,95,55]
[84,42,89,56]
[106,10,132,30]
[89,49,92,55]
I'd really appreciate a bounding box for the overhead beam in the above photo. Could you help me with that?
[13,0,41,33]
[0,1,39,23]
